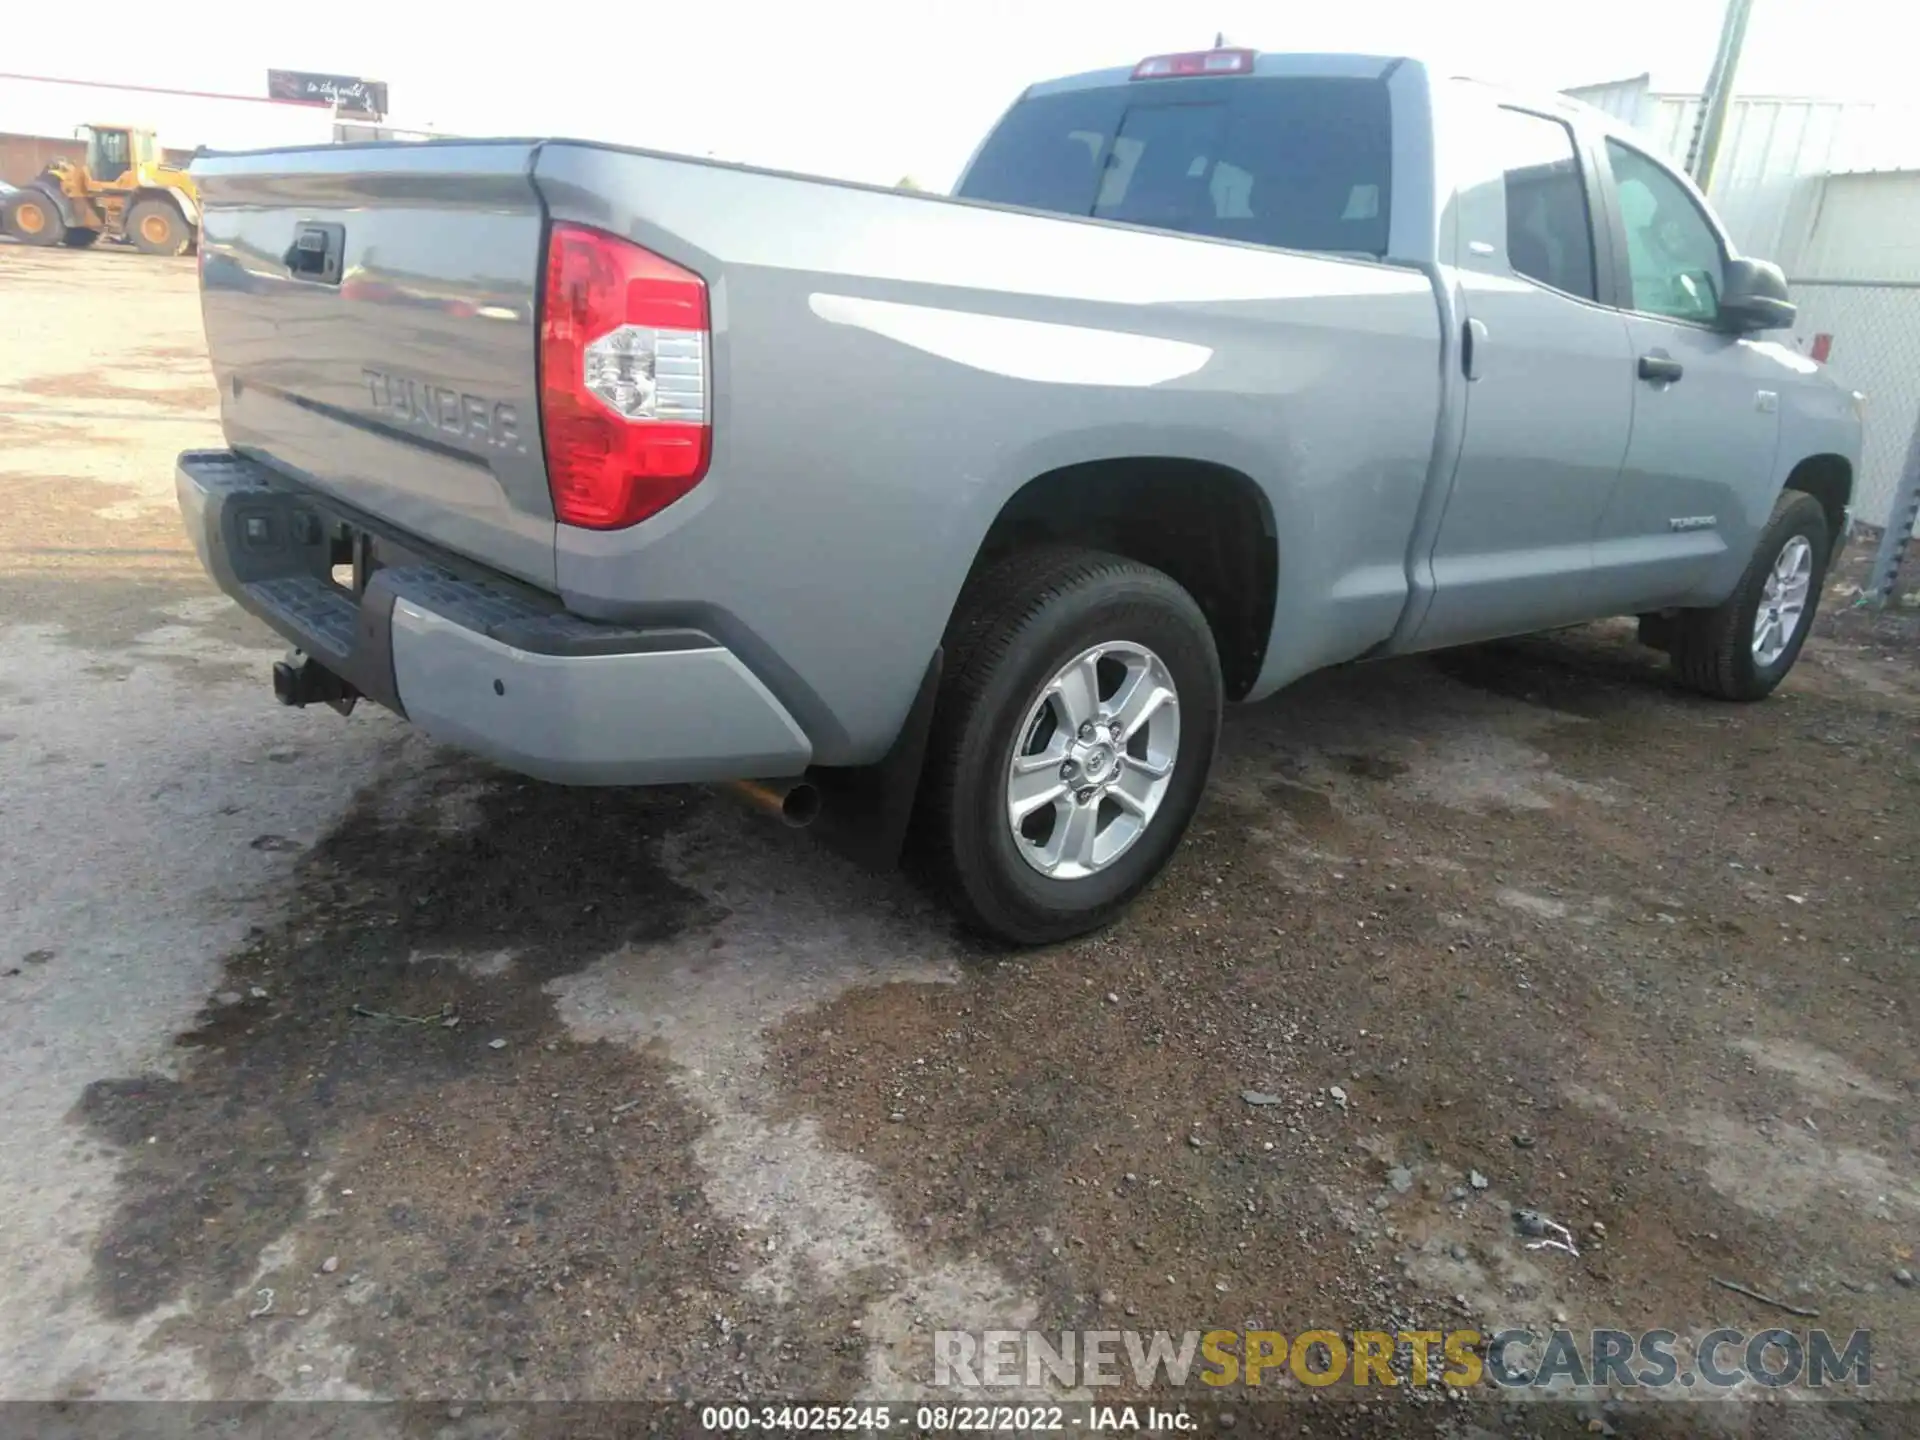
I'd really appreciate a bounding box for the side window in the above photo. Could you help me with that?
[1605,140,1724,323]
[1490,107,1596,301]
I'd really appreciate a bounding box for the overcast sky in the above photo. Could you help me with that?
[6,0,1898,185]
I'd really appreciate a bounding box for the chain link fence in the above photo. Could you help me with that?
[1788,279,1920,543]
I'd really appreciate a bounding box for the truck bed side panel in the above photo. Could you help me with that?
[535,145,1443,759]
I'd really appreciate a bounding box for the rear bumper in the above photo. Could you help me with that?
[176,450,812,785]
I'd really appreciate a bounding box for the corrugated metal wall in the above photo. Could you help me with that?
[1564,74,1656,126]
[1564,78,1886,263]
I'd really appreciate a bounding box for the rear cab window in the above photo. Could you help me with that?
[957,76,1393,257]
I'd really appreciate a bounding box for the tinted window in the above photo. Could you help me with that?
[1491,107,1595,300]
[958,78,1392,256]
[957,88,1123,216]
[1606,139,1724,322]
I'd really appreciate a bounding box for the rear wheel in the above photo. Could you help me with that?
[917,546,1224,945]
[128,198,192,256]
[3,190,66,246]
[1670,490,1830,700]
[61,227,100,248]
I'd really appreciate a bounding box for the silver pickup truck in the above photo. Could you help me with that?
[178,49,1862,944]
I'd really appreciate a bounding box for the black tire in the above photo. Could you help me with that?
[127,198,192,256]
[62,227,100,248]
[3,189,66,246]
[1670,490,1830,701]
[917,546,1224,945]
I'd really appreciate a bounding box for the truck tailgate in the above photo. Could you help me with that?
[193,142,555,588]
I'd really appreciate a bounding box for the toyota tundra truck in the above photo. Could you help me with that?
[176,49,1862,944]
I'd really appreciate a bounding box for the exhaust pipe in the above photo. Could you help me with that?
[724,778,822,828]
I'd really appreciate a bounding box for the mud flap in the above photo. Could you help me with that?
[805,649,942,871]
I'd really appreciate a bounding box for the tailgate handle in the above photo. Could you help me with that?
[285,222,345,284]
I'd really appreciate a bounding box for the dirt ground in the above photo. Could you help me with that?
[1,243,1916,1438]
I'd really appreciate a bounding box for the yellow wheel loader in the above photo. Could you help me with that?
[2,124,199,255]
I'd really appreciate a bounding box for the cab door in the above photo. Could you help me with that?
[1584,138,1783,611]
[1411,101,1637,650]
[85,127,133,184]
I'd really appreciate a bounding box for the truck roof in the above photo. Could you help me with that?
[1025,51,1408,97]
[1025,50,1635,142]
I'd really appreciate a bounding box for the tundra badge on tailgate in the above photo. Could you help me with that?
[362,369,527,454]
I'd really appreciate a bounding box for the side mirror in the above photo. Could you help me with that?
[1720,257,1796,332]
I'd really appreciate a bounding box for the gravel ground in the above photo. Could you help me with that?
[1,243,1916,1438]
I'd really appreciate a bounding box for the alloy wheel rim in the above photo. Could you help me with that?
[1752,534,1812,666]
[1006,641,1180,879]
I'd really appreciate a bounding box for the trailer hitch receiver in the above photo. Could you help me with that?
[272,651,359,716]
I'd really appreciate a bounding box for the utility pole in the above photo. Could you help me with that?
[1687,0,1756,191]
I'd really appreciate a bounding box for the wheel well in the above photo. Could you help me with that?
[972,459,1277,699]
[1784,453,1852,540]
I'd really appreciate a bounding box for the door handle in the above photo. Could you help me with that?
[1462,318,1487,381]
[284,221,345,285]
[1637,353,1685,384]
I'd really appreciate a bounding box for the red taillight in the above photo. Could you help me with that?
[539,222,711,530]
[1132,48,1256,80]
